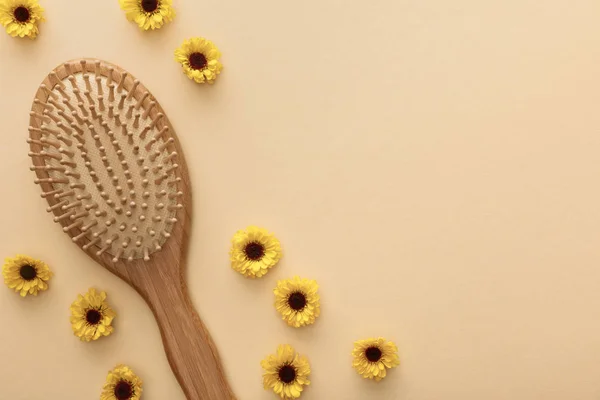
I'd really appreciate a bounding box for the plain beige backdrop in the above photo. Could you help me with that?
[1,0,600,399]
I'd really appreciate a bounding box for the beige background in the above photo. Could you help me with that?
[1,0,600,399]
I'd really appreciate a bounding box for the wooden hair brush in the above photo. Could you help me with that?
[27,59,236,400]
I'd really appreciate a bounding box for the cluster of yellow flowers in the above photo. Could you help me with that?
[2,255,142,399]
[0,0,223,84]
[230,226,400,399]
[2,256,117,341]
[3,225,401,399]
[261,338,401,399]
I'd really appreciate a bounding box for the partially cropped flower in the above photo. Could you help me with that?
[352,337,400,381]
[274,276,320,328]
[70,288,116,342]
[0,0,44,39]
[261,344,310,399]
[100,364,143,400]
[174,37,223,84]
[119,0,175,31]
[2,254,52,296]
[230,226,282,278]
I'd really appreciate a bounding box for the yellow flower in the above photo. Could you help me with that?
[352,337,400,381]
[229,226,282,278]
[119,0,175,31]
[70,288,116,342]
[2,254,52,297]
[274,276,320,328]
[261,344,310,400]
[0,0,44,39]
[100,364,143,400]
[174,37,223,84]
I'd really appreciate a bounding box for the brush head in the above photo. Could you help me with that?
[28,59,187,263]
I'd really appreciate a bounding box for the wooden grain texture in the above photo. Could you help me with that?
[28,59,236,400]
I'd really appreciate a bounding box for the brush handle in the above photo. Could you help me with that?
[143,271,236,400]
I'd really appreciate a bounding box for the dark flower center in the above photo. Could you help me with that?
[13,6,30,22]
[114,380,133,400]
[278,365,296,384]
[188,52,208,70]
[365,346,383,362]
[244,242,265,261]
[288,292,306,311]
[86,309,102,325]
[19,264,37,281]
[141,0,158,12]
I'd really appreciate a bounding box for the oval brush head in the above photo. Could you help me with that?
[28,59,183,262]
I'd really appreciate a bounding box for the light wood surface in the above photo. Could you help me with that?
[28,59,236,400]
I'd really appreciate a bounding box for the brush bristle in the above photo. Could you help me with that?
[29,60,182,263]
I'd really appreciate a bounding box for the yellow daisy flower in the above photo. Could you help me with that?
[119,0,175,31]
[2,254,52,297]
[274,276,320,328]
[100,364,143,400]
[0,0,44,39]
[70,288,116,342]
[229,226,282,278]
[174,37,223,84]
[352,337,400,381]
[261,344,310,400]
